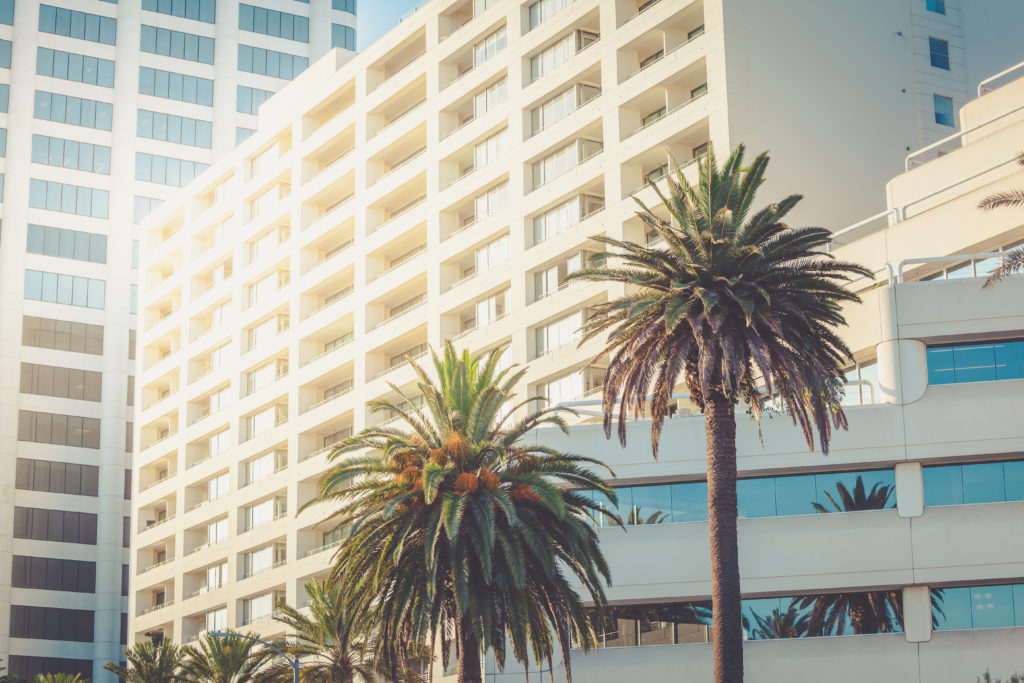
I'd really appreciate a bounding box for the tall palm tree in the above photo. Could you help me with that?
[179,632,267,683]
[978,152,1024,285]
[312,343,616,683]
[570,144,870,683]
[265,578,416,683]
[105,639,185,683]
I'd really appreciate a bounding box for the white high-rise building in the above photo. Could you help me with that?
[0,1,355,680]
[132,0,1024,680]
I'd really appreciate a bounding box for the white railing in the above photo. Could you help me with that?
[143,558,172,572]
[301,338,353,367]
[303,385,354,414]
[530,206,605,249]
[531,148,603,193]
[375,100,427,138]
[624,29,704,82]
[306,240,354,275]
[141,601,173,615]
[372,300,427,330]
[892,251,1010,284]
[978,58,1024,96]
[305,539,344,557]
[623,0,664,24]
[627,91,708,139]
[304,286,355,320]
[905,101,1024,170]
[305,194,355,232]
[142,516,174,533]
[374,351,428,379]
[141,475,172,492]
[374,195,427,233]
[312,150,354,180]
[377,148,427,184]
[626,155,702,197]
[375,245,427,281]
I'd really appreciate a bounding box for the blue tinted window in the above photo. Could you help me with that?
[236,127,256,144]
[37,48,115,87]
[0,39,11,69]
[239,4,309,42]
[34,91,112,131]
[934,94,955,126]
[736,477,775,518]
[0,0,13,25]
[139,67,213,106]
[929,37,950,70]
[926,0,945,13]
[141,0,215,23]
[934,584,1024,630]
[0,84,8,112]
[236,85,274,114]
[141,25,214,64]
[924,459,1024,507]
[238,45,307,79]
[630,485,670,525]
[39,5,116,45]
[670,481,707,522]
[28,180,108,218]
[0,128,6,157]
[332,24,356,50]
[923,465,964,506]
[332,0,356,13]
[927,340,1024,384]
[31,135,110,174]
[27,225,107,264]
[135,152,209,187]
[24,270,105,309]
[137,110,212,148]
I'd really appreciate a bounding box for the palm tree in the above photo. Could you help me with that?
[570,144,871,683]
[977,671,1024,683]
[810,475,894,514]
[312,343,617,683]
[105,639,185,683]
[978,152,1024,285]
[265,578,416,683]
[793,590,903,636]
[744,604,809,640]
[32,676,88,683]
[0,659,18,683]
[179,632,267,683]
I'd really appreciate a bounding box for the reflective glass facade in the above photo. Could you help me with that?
[927,340,1024,384]
[923,460,1024,506]
[934,583,1024,630]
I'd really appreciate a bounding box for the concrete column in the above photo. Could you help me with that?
[895,462,924,517]
[903,585,933,643]
[876,339,928,404]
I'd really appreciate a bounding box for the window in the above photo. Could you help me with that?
[0,0,11,25]
[532,194,603,244]
[537,367,603,405]
[238,45,308,79]
[141,0,216,23]
[27,225,107,264]
[242,592,279,624]
[135,152,209,187]
[528,0,571,30]
[332,24,356,51]
[473,128,508,170]
[209,429,231,457]
[0,39,9,69]
[926,0,945,14]
[20,363,102,402]
[691,83,708,99]
[31,136,111,174]
[0,128,6,157]
[137,110,212,149]
[473,77,507,118]
[237,127,256,144]
[333,0,356,13]
[0,84,8,112]
[924,460,1024,507]
[139,67,214,106]
[927,340,1024,384]
[535,310,584,357]
[239,4,309,42]
[639,49,663,70]
[237,86,274,114]
[12,556,96,593]
[28,181,108,219]
[933,94,955,126]
[641,106,667,128]
[9,606,94,641]
[16,459,99,497]
[244,450,285,485]
[18,410,102,449]
[473,234,510,276]
[7,658,92,681]
[141,25,214,64]
[243,497,286,530]
[36,48,115,87]
[530,83,599,135]
[841,358,878,406]
[13,508,98,544]
[34,91,113,131]
[692,142,709,159]
[242,543,285,577]
[468,289,509,329]
[929,37,950,70]
[529,30,597,82]
[38,5,116,45]
[24,270,106,309]
[473,26,506,66]
[934,583,1024,631]
[22,316,104,355]
[534,251,590,300]
[531,138,602,189]
[134,196,163,223]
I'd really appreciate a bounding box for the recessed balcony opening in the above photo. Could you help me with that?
[139,454,176,492]
[241,355,289,399]
[527,122,604,193]
[438,0,479,41]
[367,125,428,187]
[240,587,287,628]
[240,542,287,580]
[525,11,600,86]
[182,558,229,601]
[187,382,230,428]
[138,496,176,535]
[525,64,602,139]
[528,182,605,248]
[298,315,355,368]
[440,176,509,240]
[528,247,603,303]
[535,364,607,406]
[144,291,181,333]
[442,284,511,342]
[185,515,230,556]
[298,413,354,462]
[150,210,184,254]
[441,229,510,292]
[188,296,231,343]
[243,262,290,313]
[367,276,428,333]
[301,219,355,276]
[619,118,709,199]
[246,131,291,182]
[246,174,291,225]
[302,124,356,183]
[193,170,234,216]
[300,265,355,320]
[299,362,355,415]
[184,468,230,512]
[301,170,356,231]
[137,580,175,617]
[367,174,427,234]
[299,519,351,558]
[439,20,507,90]
[146,249,182,291]
[191,213,238,259]
[367,325,428,382]
[367,222,427,283]
[136,536,173,574]
[367,76,428,140]
[440,122,508,190]
[240,494,288,534]
[530,303,603,360]
[185,425,229,470]
[187,339,230,385]
[240,446,288,488]
[366,28,426,95]
[242,307,290,354]
[141,411,178,451]
[302,78,355,140]
[182,604,227,643]
[190,256,233,304]
[369,380,425,428]
[240,399,289,444]
[439,71,508,139]
[143,328,181,371]
[618,58,707,140]
[616,0,705,83]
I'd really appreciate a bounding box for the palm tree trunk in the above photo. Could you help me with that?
[705,396,743,683]
[456,615,482,683]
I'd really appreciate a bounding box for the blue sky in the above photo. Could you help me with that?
[357,1,424,51]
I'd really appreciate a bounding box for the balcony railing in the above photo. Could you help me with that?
[305,193,355,232]
[626,155,703,197]
[624,28,705,82]
[242,559,287,580]
[375,147,427,185]
[372,195,428,235]
[530,206,605,249]
[143,558,172,573]
[141,516,175,533]
[374,100,427,140]
[372,300,427,331]
[140,474,172,492]
[141,600,174,615]
[623,0,663,24]
[303,285,355,320]
[305,539,344,557]
[627,90,708,139]
[312,149,354,181]
[374,350,429,379]
[451,312,508,341]
[375,245,427,282]
[302,384,354,414]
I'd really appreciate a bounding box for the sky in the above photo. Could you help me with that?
[357,1,425,51]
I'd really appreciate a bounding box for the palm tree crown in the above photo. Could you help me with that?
[105,640,184,683]
[179,632,267,683]
[572,143,871,457]
[312,343,616,682]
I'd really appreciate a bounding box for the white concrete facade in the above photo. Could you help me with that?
[133,0,1024,680]
[0,1,354,680]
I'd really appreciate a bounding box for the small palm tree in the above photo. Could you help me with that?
[977,671,1024,683]
[105,639,185,683]
[978,152,1024,285]
[744,604,809,640]
[266,579,415,683]
[180,632,267,683]
[32,675,88,683]
[313,343,616,683]
[570,144,870,683]
[810,475,894,513]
